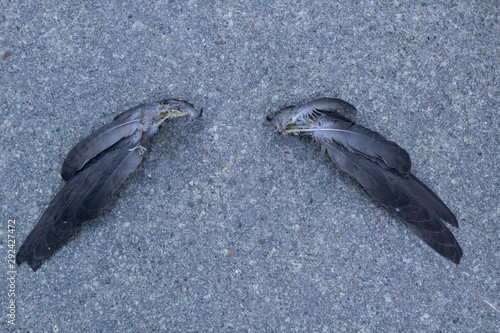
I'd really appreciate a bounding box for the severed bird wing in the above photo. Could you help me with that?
[18,99,201,271]
[323,141,462,263]
[16,136,144,271]
[269,97,462,264]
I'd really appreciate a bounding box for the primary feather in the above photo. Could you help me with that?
[16,137,144,270]
[17,99,201,271]
[269,97,462,264]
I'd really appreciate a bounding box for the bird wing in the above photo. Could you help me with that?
[60,117,143,180]
[269,98,462,263]
[322,139,462,263]
[18,99,201,271]
[16,136,144,271]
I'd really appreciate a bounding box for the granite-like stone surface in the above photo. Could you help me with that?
[1,1,498,331]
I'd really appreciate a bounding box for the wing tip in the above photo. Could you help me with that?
[60,166,74,181]
[434,238,463,264]
[16,247,43,272]
[452,242,463,265]
[449,249,463,265]
[447,214,459,229]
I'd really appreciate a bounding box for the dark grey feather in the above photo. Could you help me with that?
[16,136,143,271]
[60,118,143,180]
[323,141,461,263]
[308,114,411,175]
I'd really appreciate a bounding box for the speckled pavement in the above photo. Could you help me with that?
[1,1,498,331]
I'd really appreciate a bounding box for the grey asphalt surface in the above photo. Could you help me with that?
[1,1,498,332]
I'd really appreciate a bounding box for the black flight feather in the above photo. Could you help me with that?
[60,118,143,180]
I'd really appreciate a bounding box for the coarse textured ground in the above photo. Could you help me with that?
[1,1,498,332]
